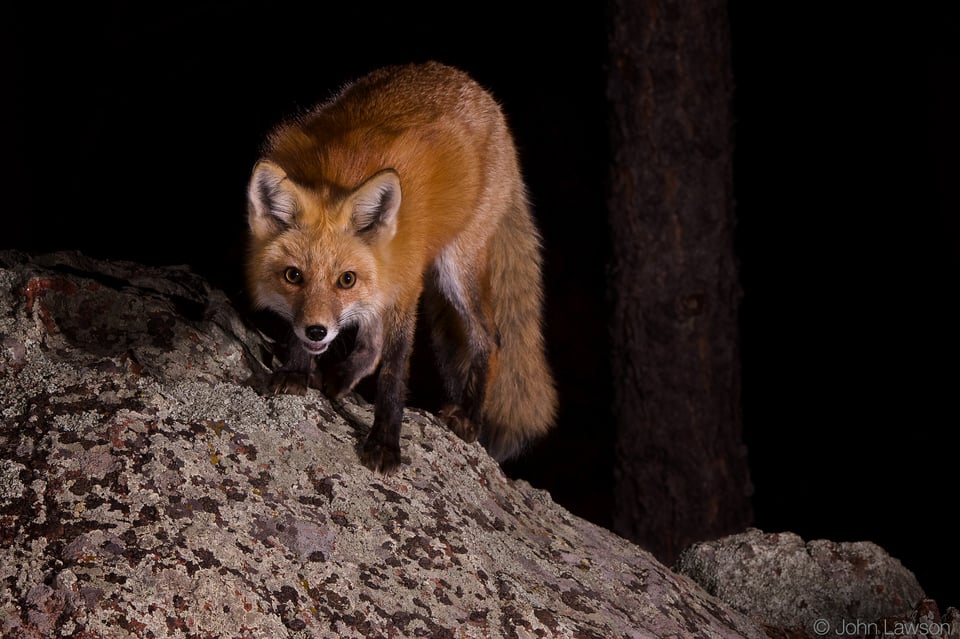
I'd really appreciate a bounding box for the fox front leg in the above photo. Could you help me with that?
[267,329,318,395]
[359,311,414,474]
[322,321,384,400]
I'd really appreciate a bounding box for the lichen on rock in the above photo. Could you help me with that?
[675,528,944,638]
[0,250,767,638]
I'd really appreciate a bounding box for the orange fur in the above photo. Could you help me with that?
[246,62,556,472]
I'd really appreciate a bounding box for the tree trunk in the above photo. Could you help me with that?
[607,0,752,564]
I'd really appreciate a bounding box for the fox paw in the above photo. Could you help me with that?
[440,405,479,443]
[267,371,311,396]
[359,437,402,474]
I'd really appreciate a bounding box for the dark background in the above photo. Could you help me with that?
[3,3,957,607]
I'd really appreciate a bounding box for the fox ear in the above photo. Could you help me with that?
[248,161,298,234]
[349,169,401,239]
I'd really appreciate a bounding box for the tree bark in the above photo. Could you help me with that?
[607,0,752,564]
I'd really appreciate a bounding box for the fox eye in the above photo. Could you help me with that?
[283,267,303,285]
[337,271,356,289]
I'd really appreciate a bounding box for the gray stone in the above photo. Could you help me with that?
[0,251,766,638]
[675,528,929,638]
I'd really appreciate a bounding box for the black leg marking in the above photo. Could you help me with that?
[427,269,497,446]
[359,313,414,473]
[267,329,315,396]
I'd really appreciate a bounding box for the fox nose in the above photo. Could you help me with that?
[306,325,327,342]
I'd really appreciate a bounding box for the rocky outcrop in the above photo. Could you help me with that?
[676,529,957,639]
[0,251,767,638]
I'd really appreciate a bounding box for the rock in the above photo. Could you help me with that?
[0,251,766,638]
[675,528,929,638]
[866,599,960,639]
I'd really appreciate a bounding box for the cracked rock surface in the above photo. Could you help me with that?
[0,251,767,638]
[676,528,948,638]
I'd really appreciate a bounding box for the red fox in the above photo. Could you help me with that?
[245,62,556,473]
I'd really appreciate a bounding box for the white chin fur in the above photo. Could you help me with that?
[302,342,328,356]
[296,327,338,356]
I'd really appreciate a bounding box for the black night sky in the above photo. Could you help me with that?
[3,3,958,607]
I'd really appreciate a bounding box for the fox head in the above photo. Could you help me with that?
[246,160,401,355]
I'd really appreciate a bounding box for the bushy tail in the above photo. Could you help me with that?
[481,190,557,461]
